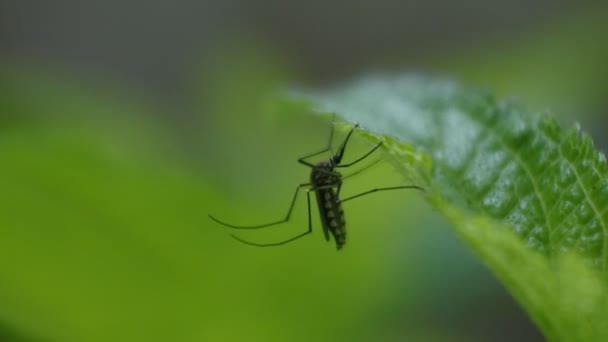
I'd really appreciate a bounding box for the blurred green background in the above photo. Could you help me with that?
[1,1,607,341]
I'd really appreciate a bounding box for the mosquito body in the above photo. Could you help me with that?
[311,160,346,249]
[209,120,423,250]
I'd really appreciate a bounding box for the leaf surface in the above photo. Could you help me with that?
[296,74,608,341]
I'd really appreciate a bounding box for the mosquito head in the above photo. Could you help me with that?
[330,154,342,165]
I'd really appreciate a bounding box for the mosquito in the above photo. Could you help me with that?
[209,120,424,250]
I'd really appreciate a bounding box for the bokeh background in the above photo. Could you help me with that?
[1,1,607,341]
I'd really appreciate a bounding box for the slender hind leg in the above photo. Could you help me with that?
[209,183,310,229]
[339,185,424,203]
[298,115,337,167]
[230,190,314,247]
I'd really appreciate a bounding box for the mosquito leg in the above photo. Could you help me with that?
[209,182,311,229]
[336,158,381,198]
[336,141,382,168]
[341,158,381,180]
[230,189,314,247]
[298,116,336,167]
[331,124,358,164]
[339,185,425,203]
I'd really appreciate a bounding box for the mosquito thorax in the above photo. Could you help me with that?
[310,160,341,186]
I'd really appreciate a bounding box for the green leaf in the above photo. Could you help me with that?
[2,63,454,342]
[295,74,608,342]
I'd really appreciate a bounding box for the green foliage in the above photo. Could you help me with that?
[297,74,608,341]
[0,64,455,342]
[3,59,606,341]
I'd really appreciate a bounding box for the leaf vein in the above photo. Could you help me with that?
[467,116,552,251]
[557,146,608,270]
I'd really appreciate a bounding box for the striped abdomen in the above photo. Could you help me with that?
[315,188,346,250]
